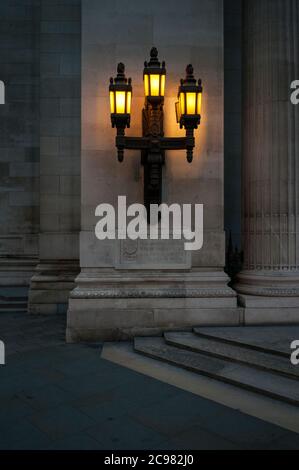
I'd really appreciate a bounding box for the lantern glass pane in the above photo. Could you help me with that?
[115,91,126,114]
[144,74,149,97]
[126,91,132,114]
[197,92,202,115]
[160,74,166,97]
[179,92,185,115]
[110,91,115,114]
[175,101,181,123]
[186,92,196,115]
[149,74,160,96]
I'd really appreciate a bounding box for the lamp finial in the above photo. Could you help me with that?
[117,62,125,77]
[186,64,194,79]
[150,47,158,59]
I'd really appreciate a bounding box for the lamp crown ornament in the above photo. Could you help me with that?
[151,47,158,58]
[109,48,203,209]
[117,62,125,74]
[186,64,194,78]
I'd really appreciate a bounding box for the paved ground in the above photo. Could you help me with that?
[0,313,299,450]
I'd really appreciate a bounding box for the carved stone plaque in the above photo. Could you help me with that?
[116,237,191,270]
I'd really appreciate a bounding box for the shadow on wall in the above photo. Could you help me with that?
[225,230,243,286]
[224,0,242,258]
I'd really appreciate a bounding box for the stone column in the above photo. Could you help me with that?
[28,0,81,314]
[235,0,299,323]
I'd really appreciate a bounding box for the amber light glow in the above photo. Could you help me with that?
[186,92,196,114]
[110,90,132,115]
[115,91,126,113]
[178,91,202,117]
[144,73,166,97]
[197,92,202,115]
[126,91,132,114]
[109,91,115,114]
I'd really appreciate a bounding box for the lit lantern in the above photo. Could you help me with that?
[144,47,166,100]
[109,63,132,128]
[176,64,202,129]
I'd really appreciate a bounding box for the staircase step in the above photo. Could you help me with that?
[0,310,27,314]
[0,287,28,313]
[0,300,27,309]
[134,337,299,406]
[194,326,298,358]
[0,296,27,302]
[165,332,299,379]
[0,287,28,299]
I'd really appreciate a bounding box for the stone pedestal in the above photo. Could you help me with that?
[67,268,237,342]
[67,0,239,341]
[235,0,299,324]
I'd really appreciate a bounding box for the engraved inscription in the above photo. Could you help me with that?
[116,238,191,270]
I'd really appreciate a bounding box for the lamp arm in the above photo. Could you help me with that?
[160,132,195,163]
[116,133,195,163]
[115,133,151,162]
[160,136,191,150]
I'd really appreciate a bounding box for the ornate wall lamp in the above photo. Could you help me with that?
[109,47,202,210]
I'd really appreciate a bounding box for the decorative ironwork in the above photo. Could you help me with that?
[110,48,202,209]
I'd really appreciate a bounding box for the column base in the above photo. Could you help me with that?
[235,270,299,325]
[66,269,240,342]
[28,260,80,315]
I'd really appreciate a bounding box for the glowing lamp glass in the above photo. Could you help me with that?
[144,73,165,97]
[110,90,131,115]
[197,92,202,115]
[115,91,126,114]
[179,92,185,115]
[110,91,115,114]
[150,74,160,96]
[160,74,166,96]
[144,75,149,97]
[186,92,196,114]
[179,91,202,116]
[175,101,181,123]
[126,91,132,114]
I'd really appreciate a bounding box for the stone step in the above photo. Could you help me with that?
[165,332,298,379]
[0,287,28,312]
[134,337,299,406]
[0,296,27,302]
[0,287,28,299]
[194,326,298,358]
[0,310,27,314]
[0,304,27,309]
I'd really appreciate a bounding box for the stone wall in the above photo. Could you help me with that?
[28,0,81,314]
[0,0,40,287]
[39,0,81,260]
[80,0,226,269]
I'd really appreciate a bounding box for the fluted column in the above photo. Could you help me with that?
[235,0,299,322]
